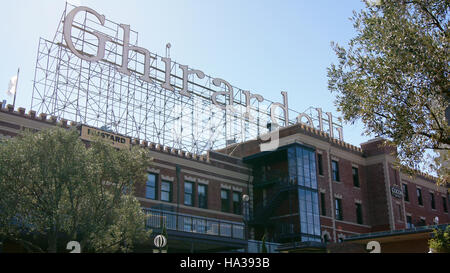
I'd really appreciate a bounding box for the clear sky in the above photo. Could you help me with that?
[0,0,374,147]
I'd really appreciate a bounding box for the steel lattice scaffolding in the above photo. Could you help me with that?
[31,3,342,154]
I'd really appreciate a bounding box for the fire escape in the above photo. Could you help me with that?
[249,170,299,242]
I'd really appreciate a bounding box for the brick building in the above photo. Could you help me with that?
[0,104,448,252]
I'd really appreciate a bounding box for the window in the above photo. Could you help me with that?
[184,181,194,206]
[417,188,423,206]
[317,153,324,176]
[397,204,403,220]
[145,173,157,200]
[406,215,413,229]
[221,189,230,213]
[320,192,326,216]
[331,160,340,182]
[335,198,343,220]
[290,146,322,241]
[198,184,207,209]
[161,181,172,202]
[430,193,436,210]
[403,183,409,202]
[355,203,363,224]
[443,197,448,213]
[233,192,242,215]
[352,167,359,187]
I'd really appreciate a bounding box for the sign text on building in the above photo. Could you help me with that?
[64,6,343,141]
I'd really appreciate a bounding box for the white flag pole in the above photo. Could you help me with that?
[13,68,19,109]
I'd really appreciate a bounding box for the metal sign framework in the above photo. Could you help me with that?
[31,3,342,154]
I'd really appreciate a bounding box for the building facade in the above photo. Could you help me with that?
[1,104,449,252]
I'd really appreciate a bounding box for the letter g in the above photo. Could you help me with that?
[63,6,112,62]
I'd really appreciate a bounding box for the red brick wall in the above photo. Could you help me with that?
[403,180,450,226]
[364,163,390,231]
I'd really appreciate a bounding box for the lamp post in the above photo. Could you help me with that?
[242,194,250,253]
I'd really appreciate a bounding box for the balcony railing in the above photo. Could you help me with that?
[143,208,245,240]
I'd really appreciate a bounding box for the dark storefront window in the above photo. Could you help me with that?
[335,198,343,220]
[317,153,324,176]
[331,160,340,182]
[352,167,359,187]
[221,189,230,213]
[161,181,172,202]
[198,184,207,209]
[430,193,435,210]
[417,188,423,206]
[356,203,363,224]
[233,192,242,215]
[320,192,326,216]
[184,181,194,206]
[403,183,409,202]
[406,215,413,229]
[443,197,448,213]
[145,173,157,200]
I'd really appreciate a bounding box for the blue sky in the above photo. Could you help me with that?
[0,0,374,147]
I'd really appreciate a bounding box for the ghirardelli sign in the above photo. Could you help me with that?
[63,6,343,141]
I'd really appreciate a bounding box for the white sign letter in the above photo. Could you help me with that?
[118,24,155,83]
[179,65,205,97]
[63,6,112,62]
[243,90,264,121]
[211,78,236,112]
[270,91,289,127]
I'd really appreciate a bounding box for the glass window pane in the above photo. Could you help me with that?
[161,192,169,201]
[185,182,192,193]
[162,182,170,191]
[147,173,155,186]
[297,148,304,181]
[288,147,297,177]
[184,193,192,205]
[146,173,157,200]
[233,192,240,202]
[198,185,205,195]
[207,221,219,235]
[221,190,228,199]
[299,189,306,201]
[146,188,155,199]
[303,151,310,187]
[220,223,231,237]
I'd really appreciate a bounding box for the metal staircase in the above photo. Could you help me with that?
[250,174,297,226]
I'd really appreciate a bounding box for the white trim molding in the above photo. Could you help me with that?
[232,186,243,192]
[184,175,197,182]
[148,167,160,174]
[197,178,209,185]
[161,175,174,182]
[221,184,232,190]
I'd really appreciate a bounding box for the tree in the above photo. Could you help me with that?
[327,0,449,185]
[0,128,153,252]
[428,225,450,253]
